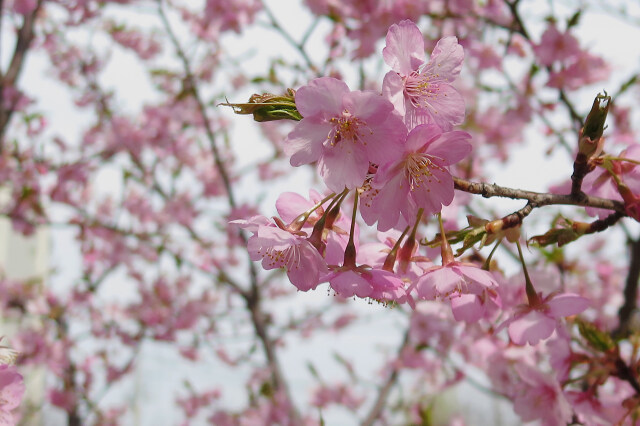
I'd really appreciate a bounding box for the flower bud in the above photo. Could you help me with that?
[220,89,302,122]
[578,92,610,157]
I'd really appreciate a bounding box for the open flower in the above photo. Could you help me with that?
[497,292,590,345]
[382,20,465,131]
[324,265,412,306]
[412,261,499,322]
[232,215,327,291]
[360,124,471,231]
[284,77,406,192]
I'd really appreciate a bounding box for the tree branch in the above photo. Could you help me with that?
[0,0,43,144]
[453,176,625,213]
[361,329,410,426]
[613,237,640,338]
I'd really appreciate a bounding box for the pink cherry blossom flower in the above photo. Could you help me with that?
[565,390,627,426]
[547,50,610,91]
[533,23,581,66]
[360,124,471,231]
[311,383,364,409]
[584,144,640,219]
[0,364,24,424]
[497,292,590,345]
[285,77,406,192]
[382,20,465,131]
[412,261,499,322]
[512,363,572,425]
[232,215,327,291]
[325,266,412,306]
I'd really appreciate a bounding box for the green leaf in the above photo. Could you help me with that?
[577,319,616,352]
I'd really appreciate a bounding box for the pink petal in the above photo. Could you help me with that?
[410,165,454,214]
[416,266,461,299]
[423,36,464,82]
[508,310,556,345]
[295,77,349,118]
[382,20,425,76]
[367,172,407,231]
[450,293,483,322]
[329,270,373,298]
[285,118,328,166]
[420,83,465,131]
[344,90,393,122]
[382,71,407,117]
[454,264,498,289]
[546,293,590,318]
[287,242,327,291]
[423,130,472,164]
[404,124,442,152]
[317,143,369,191]
[276,192,313,223]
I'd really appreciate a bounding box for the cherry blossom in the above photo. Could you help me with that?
[232,215,327,291]
[361,124,471,231]
[382,20,465,130]
[498,292,590,345]
[0,365,24,425]
[512,363,573,425]
[285,77,406,191]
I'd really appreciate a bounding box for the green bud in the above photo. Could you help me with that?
[579,92,610,157]
[220,89,302,122]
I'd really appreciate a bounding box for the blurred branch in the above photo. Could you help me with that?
[361,329,410,426]
[0,0,43,145]
[613,237,640,338]
[259,0,320,77]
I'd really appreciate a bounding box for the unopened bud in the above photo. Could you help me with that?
[220,89,302,122]
[579,92,610,157]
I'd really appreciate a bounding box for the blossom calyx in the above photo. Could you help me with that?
[221,89,302,122]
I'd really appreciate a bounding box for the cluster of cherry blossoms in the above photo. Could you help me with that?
[233,20,591,338]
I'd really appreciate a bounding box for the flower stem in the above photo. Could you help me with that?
[483,237,502,271]
[438,213,455,265]
[343,190,358,268]
[516,240,540,306]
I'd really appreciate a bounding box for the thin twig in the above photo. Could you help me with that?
[361,329,410,426]
[0,0,43,145]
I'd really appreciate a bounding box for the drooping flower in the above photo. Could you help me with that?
[231,215,327,291]
[497,292,590,345]
[382,20,465,131]
[324,265,413,306]
[412,261,499,322]
[360,124,471,231]
[285,77,406,192]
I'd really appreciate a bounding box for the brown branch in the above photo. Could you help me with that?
[453,176,625,212]
[570,152,593,197]
[485,202,534,235]
[582,211,625,235]
[361,329,410,426]
[613,237,640,338]
[0,0,43,144]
